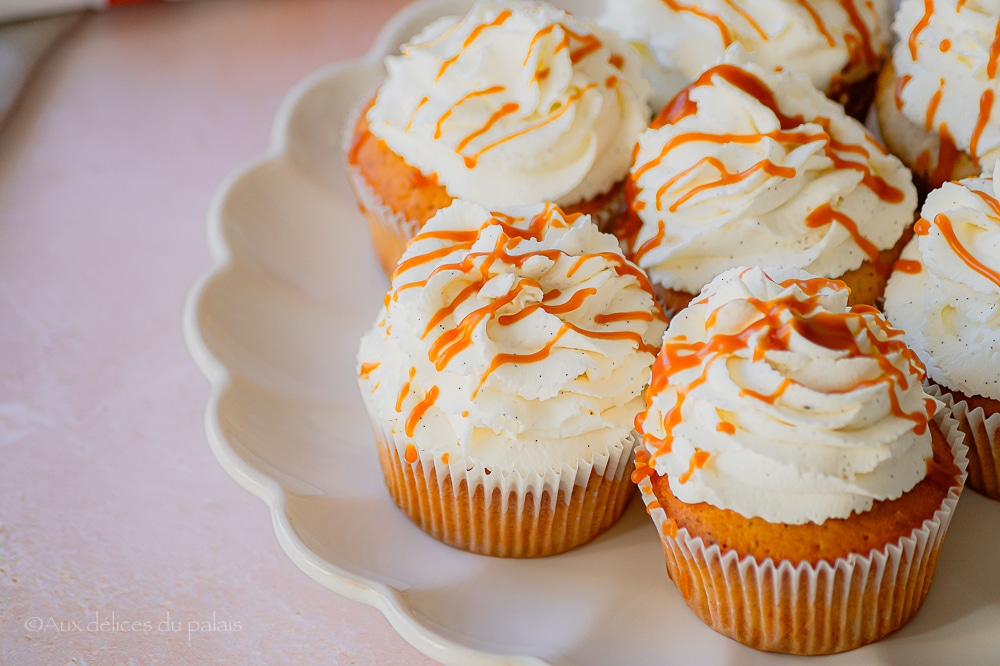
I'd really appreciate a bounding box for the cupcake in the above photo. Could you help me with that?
[618,47,917,317]
[597,0,892,117]
[357,200,666,557]
[884,165,1000,500]
[874,0,999,195]
[633,266,967,654]
[346,0,651,276]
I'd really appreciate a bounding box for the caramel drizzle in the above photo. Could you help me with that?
[656,155,797,213]
[836,0,878,68]
[917,211,1000,289]
[908,0,934,61]
[392,207,660,413]
[722,0,767,40]
[405,386,440,437]
[626,64,903,258]
[639,278,931,463]
[435,10,513,82]
[894,74,912,111]
[678,450,711,484]
[425,13,615,169]
[970,90,995,159]
[434,86,506,140]
[794,0,836,47]
[359,361,380,380]
[989,20,1000,79]
[660,0,734,47]
[893,258,923,274]
[925,77,945,132]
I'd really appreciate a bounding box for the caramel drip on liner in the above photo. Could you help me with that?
[639,279,931,464]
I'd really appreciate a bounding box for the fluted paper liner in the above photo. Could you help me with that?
[932,384,1000,501]
[636,407,968,654]
[367,403,637,558]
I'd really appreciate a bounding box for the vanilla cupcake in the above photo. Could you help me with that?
[875,0,1000,194]
[884,165,1000,500]
[598,0,892,117]
[634,266,967,654]
[346,0,651,276]
[357,201,666,557]
[619,47,917,316]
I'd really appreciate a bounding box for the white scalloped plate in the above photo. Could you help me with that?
[183,1,1000,663]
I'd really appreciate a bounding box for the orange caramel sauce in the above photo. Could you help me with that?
[625,64,904,260]
[639,278,932,463]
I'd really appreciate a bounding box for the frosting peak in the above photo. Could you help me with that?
[598,0,891,109]
[638,267,936,525]
[892,0,1000,171]
[367,1,650,208]
[623,48,916,295]
[884,165,1000,401]
[359,201,666,474]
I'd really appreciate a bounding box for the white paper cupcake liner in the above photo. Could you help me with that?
[931,384,1000,501]
[636,406,968,654]
[364,396,637,557]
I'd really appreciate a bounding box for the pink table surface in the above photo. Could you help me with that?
[0,1,438,663]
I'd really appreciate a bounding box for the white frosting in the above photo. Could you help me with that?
[638,266,937,525]
[598,0,891,110]
[626,48,916,294]
[884,164,1000,401]
[892,0,1000,170]
[366,1,650,209]
[358,201,665,475]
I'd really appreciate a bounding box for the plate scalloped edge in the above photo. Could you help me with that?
[182,1,547,664]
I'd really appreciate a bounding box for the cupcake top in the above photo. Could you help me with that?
[621,48,916,295]
[365,0,650,209]
[636,266,938,525]
[883,165,1000,401]
[357,200,666,475]
[891,0,1000,172]
[598,0,891,109]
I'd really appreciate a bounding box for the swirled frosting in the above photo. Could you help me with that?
[637,266,937,525]
[598,0,891,109]
[622,47,916,295]
[357,201,666,474]
[891,0,1000,172]
[366,1,650,209]
[884,164,1000,401]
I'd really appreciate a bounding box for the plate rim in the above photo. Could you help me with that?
[181,1,551,664]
